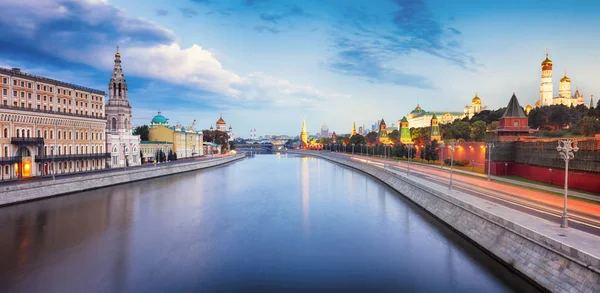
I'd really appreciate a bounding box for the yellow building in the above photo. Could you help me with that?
[147,112,203,158]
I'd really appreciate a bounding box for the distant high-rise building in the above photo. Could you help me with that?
[321,122,329,138]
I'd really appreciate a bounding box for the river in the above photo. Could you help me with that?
[0,154,540,292]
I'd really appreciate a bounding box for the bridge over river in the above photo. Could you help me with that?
[0,154,540,292]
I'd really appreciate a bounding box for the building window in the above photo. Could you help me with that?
[50,87,53,93]
[28,93,31,99]
[2,77,6,84]
[3,128,7,138]
[2,89,6,95]
[13,91,16,97]
[28,82,32,88]
[513,120,519,127]
[37,130,41,137]
[43,86,47,91]
[58,131,61,139]
[44,130,47,138]
[37,105,40,110]
[20,81,24,87]
[50,130,53,139]
[37,84,40,90]
[37,95,40,100]
[43,95,46,101]
[4,146,8,156]
[50,97,53,102]
[13,80,17,86]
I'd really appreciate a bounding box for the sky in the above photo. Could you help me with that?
[1,0,599,137]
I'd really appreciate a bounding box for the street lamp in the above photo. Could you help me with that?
[352,143,355,155]
[50,146,55,180]
[557,139,578,228]
[448,142,457,190]
[440,143,445,169]
[486,142,495,181]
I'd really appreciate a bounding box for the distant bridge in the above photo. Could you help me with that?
[235,143,286,155]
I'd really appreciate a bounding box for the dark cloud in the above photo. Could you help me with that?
[243,0,268,6]
[180,8,199,18]
[447,27,461,35]
[253,25,280,34]
[156,9,169,16]
[259,5,307,24]
[325,37,433,89]
[324,0,477,88]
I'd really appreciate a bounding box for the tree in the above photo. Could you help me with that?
[579,116,599,137]
[389,130,400,142]
[469,120,487,141]
[134,125,150,141]
[349,134,366,146]
[430,139,440,161]
[365,131,378,145]
[449,121,470,141]
[488,121,499,131]
[548,105,569,129]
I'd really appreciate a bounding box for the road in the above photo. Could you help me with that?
[326,152,600,236]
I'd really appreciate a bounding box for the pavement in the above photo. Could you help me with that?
[0,154,227,187]
[320,151,600,236]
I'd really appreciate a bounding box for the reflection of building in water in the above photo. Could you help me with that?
[301,156,310,231]
[0,189,135,291]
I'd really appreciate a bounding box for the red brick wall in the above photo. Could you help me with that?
[487,161,600,193]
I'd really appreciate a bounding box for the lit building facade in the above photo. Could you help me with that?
[215,115,233,140]
[0,67,108,179]
[405,104,464,129]
[148,112,203,158]
[105,47,141,168]
[140,140,173,162]
[536,50,586,108]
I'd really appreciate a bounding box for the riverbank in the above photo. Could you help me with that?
[0,154,246,207]
[289,150,600,293]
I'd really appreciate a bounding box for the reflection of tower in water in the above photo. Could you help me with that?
[301,157,310,232]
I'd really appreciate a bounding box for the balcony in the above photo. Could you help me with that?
[0,156,22,164]
[11,137,44,145]
[35,153,111,162]
[0,104,105,120]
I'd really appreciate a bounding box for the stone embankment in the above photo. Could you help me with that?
[0,154,245,207]
[290,151,599,293]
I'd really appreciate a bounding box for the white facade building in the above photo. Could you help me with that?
[105,47,141,168]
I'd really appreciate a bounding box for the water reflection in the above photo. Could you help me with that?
[0,155,540,293]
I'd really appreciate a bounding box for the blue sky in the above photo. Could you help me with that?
[1,0,599,136]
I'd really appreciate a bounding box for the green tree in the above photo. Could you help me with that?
[349,134,366,146]
[488,121,499,131]
[389,130,400,142]
[450,121,470,140]
[430,139,440,161]
[579,116,599,137]
[134,125,150,141]
[365,131,378,145]
[469,120,487,141]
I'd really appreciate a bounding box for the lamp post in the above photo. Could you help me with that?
[50,146,55,180]
[486,142,495,181]
[440,143,445,169]
[448,142,457,190]
[557,139,578,228]
[352,143,355,155]
[407,143,413,176]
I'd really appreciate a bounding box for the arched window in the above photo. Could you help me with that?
[16,129,19,138]
[76,146,79,154]
[44,130,47,139]
[4,146,8,157]
[85,132,88,140]
[50,130,53,139]
[58,131,61,140]
[124,118,128,130]
[3,128,7,138]
[111,117,117,131]
[69,146,72,154]
[37,130,41,137]
[118,83,121,96]
[113,82,116,97]
[27,129,30,138]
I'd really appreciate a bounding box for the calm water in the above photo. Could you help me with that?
[0,154,540,293]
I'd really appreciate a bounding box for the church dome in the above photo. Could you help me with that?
[535,100,540,108]
[151,112,168,125]
[560,71,570,82]
[410,104,425,114]
[216,116,226,125]
[472,93,482,105]
[541,53,552,66]
[525,104,532,111]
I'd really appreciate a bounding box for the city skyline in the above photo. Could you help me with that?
[1,0,599,136]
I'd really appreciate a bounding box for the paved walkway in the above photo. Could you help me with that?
[336,152,599,201]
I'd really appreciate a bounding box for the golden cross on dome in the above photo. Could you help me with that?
[116,45,119,53]
[545,48,549,57]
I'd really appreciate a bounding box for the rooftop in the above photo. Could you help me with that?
[0,67,106,95]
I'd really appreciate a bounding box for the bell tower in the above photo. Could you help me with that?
[106,46,132,134]
[539,49,553,106]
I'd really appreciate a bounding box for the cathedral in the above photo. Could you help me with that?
[105,47,141,168]
[534,50,585,108]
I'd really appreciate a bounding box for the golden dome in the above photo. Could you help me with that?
[525,104,532,111]
[472,93,481,105]
[535,100,540,108]
[115,45,120,58]
[216,115,226,125]
[541,51,552,66]
[560,69,570,82]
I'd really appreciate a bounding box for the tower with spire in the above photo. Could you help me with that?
[430,113,441,143]
[400,116,412,144]
[350,122,357,137]
[105,46,141,167]
[300,120,308,148]
[539,49,553,107]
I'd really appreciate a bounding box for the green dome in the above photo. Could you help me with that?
[181,127,186,132]
[151,112,168,125]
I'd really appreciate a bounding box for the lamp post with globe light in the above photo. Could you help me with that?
[557,139,578,228]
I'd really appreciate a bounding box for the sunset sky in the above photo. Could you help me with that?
[1,0,599,136]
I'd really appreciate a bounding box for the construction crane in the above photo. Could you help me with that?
[191,119,196,128]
